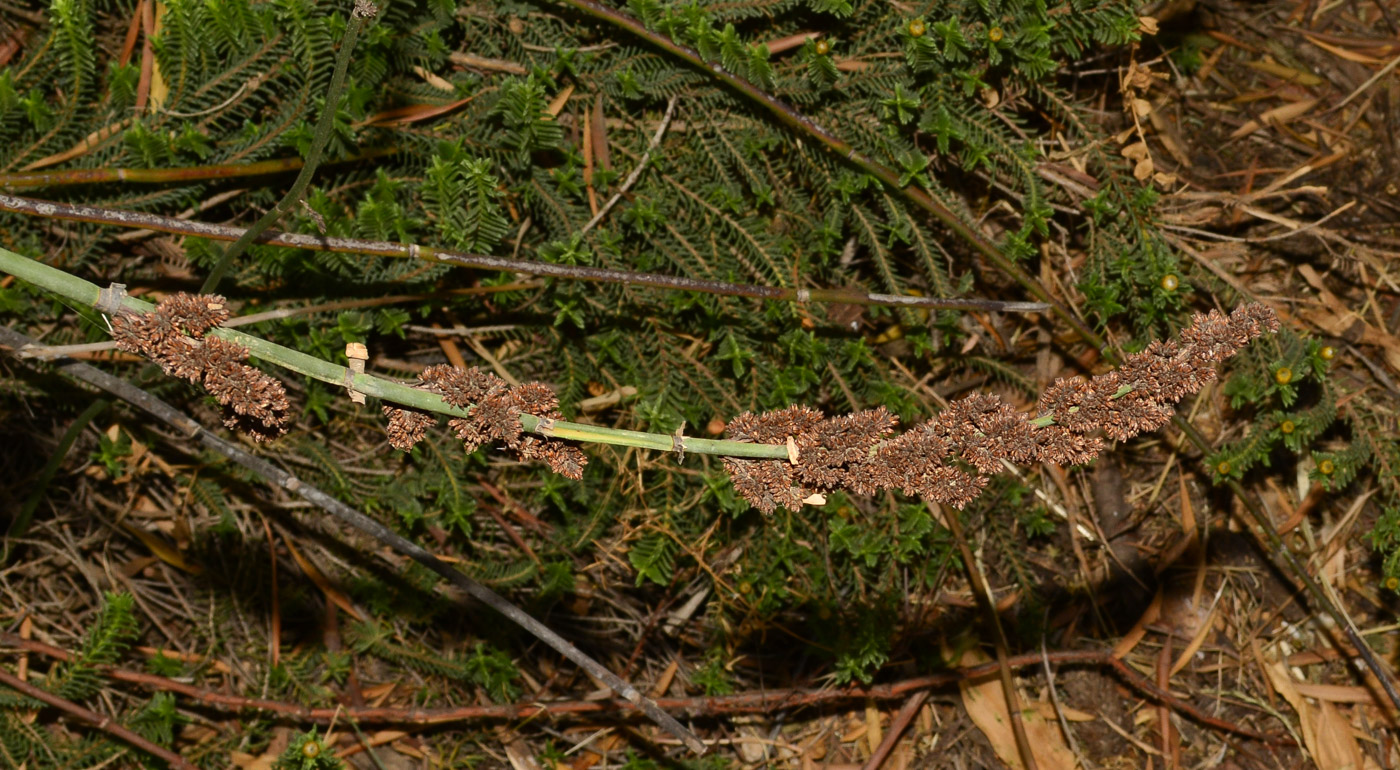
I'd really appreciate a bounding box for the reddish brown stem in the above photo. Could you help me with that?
[1,633,1287,743]
[0,664,198,770]
[861,690,930,770]
[1,155,303,188]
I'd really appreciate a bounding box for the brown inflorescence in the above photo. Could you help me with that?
[383,365,587,480]
[111,293,289,441]
[723,304,1279,514]
[383,406,435,451]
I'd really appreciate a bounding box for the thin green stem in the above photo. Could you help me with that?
[200,3,373,294]
[0,245,789,460]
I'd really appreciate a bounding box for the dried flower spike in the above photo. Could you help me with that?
[387,364,587,479]
[724,304,1278,514]
[110,292,289,441]
[384,406,436,451]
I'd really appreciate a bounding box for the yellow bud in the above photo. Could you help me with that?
[815,39,830,55]
[988,27,1004,42]
[1319,345,1335,360]
[1160,274,1179,291]
[1279,420,1295,434]
[1319,459,1335,475]
[1274,366,1293,384]
[908,18,926,37]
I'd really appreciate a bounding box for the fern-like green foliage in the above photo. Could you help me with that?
[0,592,145,768]
[7,0,1390,708]
[1207,326,1400,588]
[47,591,139,701]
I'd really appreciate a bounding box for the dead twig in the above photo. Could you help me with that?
[860,690,930,770]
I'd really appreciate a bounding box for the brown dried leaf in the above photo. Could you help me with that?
[958,650,1077,770]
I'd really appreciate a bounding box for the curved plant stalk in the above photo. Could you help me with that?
[200,1,376,294]
[0,244,1248,469]
[0,193,1049,315]
[558,0,1400,716]
[0,324,707,755]
[0,245,788,460]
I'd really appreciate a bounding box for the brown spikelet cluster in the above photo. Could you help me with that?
[111,293,289,441]
[723,304,1279,514]
[382,365,587,480]
[383,406,435,451]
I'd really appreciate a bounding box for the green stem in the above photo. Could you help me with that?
[199,4,372,294]
[0,246,789,460]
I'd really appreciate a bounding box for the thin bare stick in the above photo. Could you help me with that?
[580,97,677,235]
[939,504,1038,770]
[860,690,929,770]
[0,325,707,755]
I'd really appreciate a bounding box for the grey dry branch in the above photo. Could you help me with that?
[0,193,1048,315]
